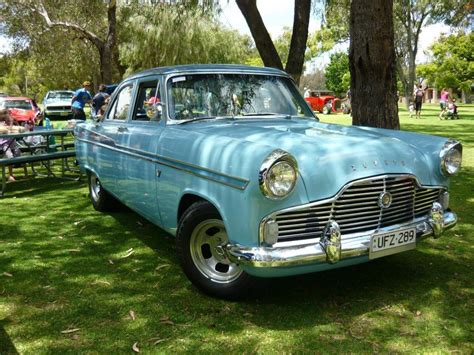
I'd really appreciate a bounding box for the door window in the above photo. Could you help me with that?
[108,85,133,120]
[133,80,161,121]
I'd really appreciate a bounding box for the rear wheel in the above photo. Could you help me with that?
[176,201,256,299]
[88,172,118,212]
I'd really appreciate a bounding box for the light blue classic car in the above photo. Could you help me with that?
[75,64,462,299]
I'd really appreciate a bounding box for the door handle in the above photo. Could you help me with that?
[117,126,128,133]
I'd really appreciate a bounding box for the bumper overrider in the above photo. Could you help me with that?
[226,203,457,268]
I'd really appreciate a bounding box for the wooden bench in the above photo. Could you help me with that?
[0,150,77,197]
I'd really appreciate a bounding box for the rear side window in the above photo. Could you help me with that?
[108,85,133,120]
[133,80,160,121]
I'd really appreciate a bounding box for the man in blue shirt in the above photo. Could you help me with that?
[71,81,93,120]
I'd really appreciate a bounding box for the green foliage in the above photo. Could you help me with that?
[419,32,473,92]
[119,5,252,75]
[324,52,349,94]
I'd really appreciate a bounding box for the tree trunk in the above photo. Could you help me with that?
[98,45,114,84]
[236,0,283,70]
[349,0,399,129]
[285,0,311,84]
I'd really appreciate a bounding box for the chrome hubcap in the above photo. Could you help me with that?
[90,175,101,201]
[190,219,242,283]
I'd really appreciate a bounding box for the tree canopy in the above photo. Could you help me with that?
[324,52,349,95]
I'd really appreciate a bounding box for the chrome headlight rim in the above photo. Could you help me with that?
[440,139,462,176]
[259,149,298,200]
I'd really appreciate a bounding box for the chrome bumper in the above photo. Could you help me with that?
[226,208,457,268]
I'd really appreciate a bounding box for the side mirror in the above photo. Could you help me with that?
[146,102,163,121]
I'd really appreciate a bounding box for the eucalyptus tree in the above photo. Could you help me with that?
[235,0,311,84]
[349,0,399,129]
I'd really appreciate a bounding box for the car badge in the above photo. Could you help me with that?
[378,191,392,209]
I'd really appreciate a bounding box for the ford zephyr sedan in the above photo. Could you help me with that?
[75,65,461,299]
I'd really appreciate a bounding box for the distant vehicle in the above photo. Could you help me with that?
[1,96,42,126]
[42,90,74,120]
[305,90,342,114]
[0,92,9,97]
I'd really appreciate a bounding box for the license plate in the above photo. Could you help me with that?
[369,227,416,259]
[60,112,69,116]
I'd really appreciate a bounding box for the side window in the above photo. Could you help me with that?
[107,85,133,120]
[133,80,160,121]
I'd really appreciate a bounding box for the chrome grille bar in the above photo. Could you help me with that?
[273,175,442,243]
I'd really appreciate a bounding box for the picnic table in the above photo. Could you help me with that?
[0,127,79,197]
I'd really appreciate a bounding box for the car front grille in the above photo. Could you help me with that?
[46,106,71,111]
[275,176,441,243]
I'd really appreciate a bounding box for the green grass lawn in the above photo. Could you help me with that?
[1,104,473,353]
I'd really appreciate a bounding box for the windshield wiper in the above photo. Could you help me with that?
[176,116,234,125]
[239,112,280,116]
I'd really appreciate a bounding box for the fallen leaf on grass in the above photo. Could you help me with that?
[61,328,80,334]
[415,310,422,317]
[66,249,81,253]
[159,316,174,325]
[73,221,82,226]
[2,272,13,277]
[153,338,167,345]
[121,248,135,258]
[132,342,140,353]
[129,310,136,320]
[108,259,114,265]
[155,264,170,272]
[91,280,111,286]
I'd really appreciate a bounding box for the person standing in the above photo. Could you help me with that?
[439,88,449,116]
[413,84,424,119]
[71,81,93,120]
[92,84,109,118]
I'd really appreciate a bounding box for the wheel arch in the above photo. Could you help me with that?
[177,192,223,224]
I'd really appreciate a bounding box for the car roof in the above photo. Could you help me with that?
[46,90,74,93]
[125,64,289,81]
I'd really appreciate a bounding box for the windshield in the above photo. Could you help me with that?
[47,91,73,101]
[167,73,314,122]
[4,100,33,110]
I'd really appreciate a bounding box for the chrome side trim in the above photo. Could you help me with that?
[75,137,249,190]
[228,211,457,268]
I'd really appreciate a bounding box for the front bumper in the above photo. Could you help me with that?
[226,208,457,268]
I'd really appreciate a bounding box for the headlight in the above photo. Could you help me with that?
[440,140,462,176]
[259,149,298,199]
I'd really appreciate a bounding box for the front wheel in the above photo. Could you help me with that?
[323,106,330,115]
[176,201,256,299]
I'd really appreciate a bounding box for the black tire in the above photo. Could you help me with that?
[176,201,257,300]
[323,106,330,115]
[88,171,118,212]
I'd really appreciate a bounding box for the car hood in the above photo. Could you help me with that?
[44,99,71,106]
[8,108,35,121]
[174,118,447,200]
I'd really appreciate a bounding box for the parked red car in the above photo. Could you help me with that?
[0,97,43,127]
[305,90,342,114]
